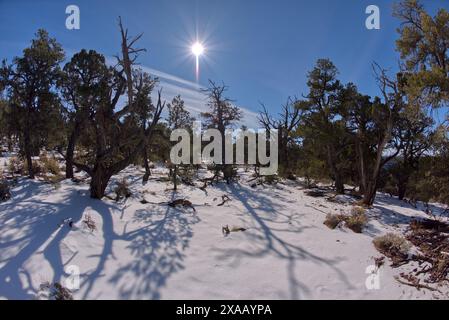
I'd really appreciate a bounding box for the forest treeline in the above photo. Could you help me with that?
[0,0,448,207]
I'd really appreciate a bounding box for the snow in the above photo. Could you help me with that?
[0,158,448,300]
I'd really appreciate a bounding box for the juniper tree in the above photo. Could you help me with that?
[166,95,194,189]
[394,0,449,108]
[390,110,434,200]
[358,64,405,205]
[167,95,194,129]
[299,59,351,194]
[60,49,109,179]
[129,70,158,183]
[0,30,65,178]
[69,20,164,198]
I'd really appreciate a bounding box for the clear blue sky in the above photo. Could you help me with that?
[1,0,448,125]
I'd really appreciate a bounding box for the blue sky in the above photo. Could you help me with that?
[1,0,448,126]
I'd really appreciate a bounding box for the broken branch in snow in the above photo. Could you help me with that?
[394,275,441,293]
[217,195,231,206]
[222,224,247,236]
[168,199,196,212]
[139,197,196,211]
[83,214,97,232]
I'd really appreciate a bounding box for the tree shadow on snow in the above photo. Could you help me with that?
[0,178,199,300]
[0,179,89,299]
[214,182,354,299]
[83,190,200,299]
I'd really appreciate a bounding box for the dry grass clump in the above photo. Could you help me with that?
[40,154,61,175]
[8,156,23,175]
[323,207,368,233]
[345,207,368,233]
[373,233,411,265]
[324,213,345,229]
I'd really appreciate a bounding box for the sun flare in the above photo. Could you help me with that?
[191,42,204,57]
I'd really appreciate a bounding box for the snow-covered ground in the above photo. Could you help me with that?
[0,158,448,300]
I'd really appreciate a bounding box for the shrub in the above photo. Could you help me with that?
[83,214,97,232]
[8,157,22,175]
[373,233,411,260]
[0,180,11,202]
[114,178,131,201]
[324,207,368,233]
[38,282,73,300]
[264,174,279,185]
[324,213,345,229]
[178,165,196,185]
[345,207,368,233]
[222,164,238,182]
[40,154,61,175]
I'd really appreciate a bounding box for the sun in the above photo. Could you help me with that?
[191,42,205,57]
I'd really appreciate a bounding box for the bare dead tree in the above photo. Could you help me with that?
[259,97,303,176]
[116,16,146,110]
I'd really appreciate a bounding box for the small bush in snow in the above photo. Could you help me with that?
[351,206,366,216]
[37,282,73,300]
[40,154,61,175]
[345,207,368,233]
[7,156,22,175]
[324,213,345,229]
[0,180,11,202]
[324,208,367,233]
[23,159,42,176]
[373,233,411,261]
[83,214,97,232]
[114,178,131,201]
[264,174,279,185]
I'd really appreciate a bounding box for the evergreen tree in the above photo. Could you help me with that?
[394,0,449,108]
[299,59,351,194]
[60,49,109,179]
[0,29,64,178]
[166,95,194,190]
[68,20,164,198]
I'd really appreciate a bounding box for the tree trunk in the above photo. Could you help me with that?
[334,175,345,194]
[397,177,408,201]
[362,120,393,206]
[363,182,377,206]
[65,128,78,179]
[326,145,344,194]
[89,165,111,199]
[355,137,367,195]
[7,134,13,152]
[142,148,151,184]
[173,165,178,191]
[24,128,34,179]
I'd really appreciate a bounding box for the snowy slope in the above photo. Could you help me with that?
[0,162,448,300]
